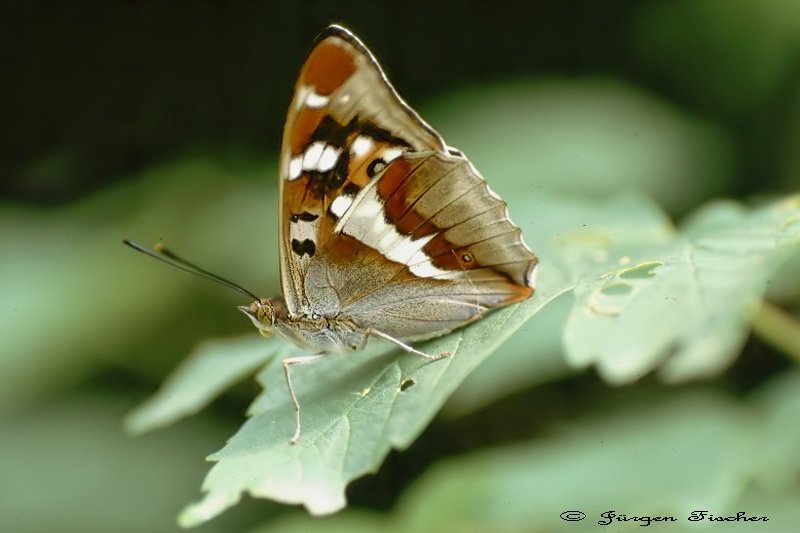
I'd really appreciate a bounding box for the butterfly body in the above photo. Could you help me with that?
[238,25,538,443]
[242,297,367,354]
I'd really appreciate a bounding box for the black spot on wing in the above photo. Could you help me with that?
[307,166,346,196]
[366,158,386,178]
[303,116,350,196]
[310,115,351,146]
[290,212,319,223]
[332,143,351,188]
[291,238,316,257]
[301,116,411,198]
[342,182,360,196]
[358,120,413,149]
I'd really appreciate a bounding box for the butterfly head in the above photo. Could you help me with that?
[238,298,280,338]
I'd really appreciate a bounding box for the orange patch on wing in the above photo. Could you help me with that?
[376,158,440,236]
[376,158,413,198]
[501,285,534,304]
[325,233,361,259]
[284,178,321,213]
[300,39,356,95]
[289,108,324,154]
[423,234,464,270]
[340,134,378,189]
[378,159,414,227]
[396,208,437,237]
[345,161,372,189]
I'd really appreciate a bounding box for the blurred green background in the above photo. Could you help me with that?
[2,1,799,532]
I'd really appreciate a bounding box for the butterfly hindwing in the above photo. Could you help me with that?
[304,150,536,340]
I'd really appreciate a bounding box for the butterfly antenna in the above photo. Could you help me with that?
[122,239,261,301]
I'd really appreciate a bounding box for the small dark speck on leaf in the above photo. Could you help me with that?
[400,378,416,392]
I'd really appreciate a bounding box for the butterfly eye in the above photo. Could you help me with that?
[255,299,277,327]
[461,253,473,263]
[366,158,386,178]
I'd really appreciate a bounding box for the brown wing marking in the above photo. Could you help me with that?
[278,26,446,314]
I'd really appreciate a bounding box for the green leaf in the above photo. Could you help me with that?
[125,335,283,435]
[125,191,798,526]
[564,195,800,384]
[443,291,574,417]
[408,372,800,532]
[752,370,800,489]
[178,280,565,525]
[445,192,675,415]
[252,385,800,533]
[392,391,758,532]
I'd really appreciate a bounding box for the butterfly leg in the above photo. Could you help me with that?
[283,353,326,445]
[366,329,451,360]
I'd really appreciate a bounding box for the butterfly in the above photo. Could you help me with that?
[128,25,538,445]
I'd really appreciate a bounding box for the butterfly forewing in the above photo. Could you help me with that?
[278,25,446,314]
[277,23,537,339]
